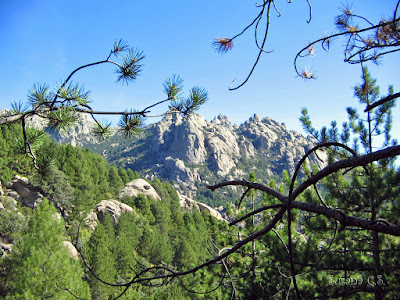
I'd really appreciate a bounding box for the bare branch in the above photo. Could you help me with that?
[209,180,286,201]
[229,1,273,90]
[50,60,110,107]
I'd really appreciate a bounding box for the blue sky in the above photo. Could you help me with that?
[1,1,399,141]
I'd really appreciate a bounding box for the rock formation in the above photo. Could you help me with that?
[87,199,137,228]
[5,175,44,208]
[119,179,161,201]
[26,111,98,146]
[62,241,79,260]
[178,193,225,221]
[14,109,326,210]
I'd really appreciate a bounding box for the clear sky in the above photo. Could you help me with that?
[1,1,399,141]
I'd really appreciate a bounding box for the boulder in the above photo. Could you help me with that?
[5,191,20,202]
[179,193,225,222]
[112,199,134,214]
[13,175,30,186]
[85,211,98,230]
[119,179,161,201]
[87,199,137,229]
[95,200,122,224]
[62,241,79,260]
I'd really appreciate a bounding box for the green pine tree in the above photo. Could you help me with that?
[6,200,91,299]
[87,215,117,300]
[298,67,400,299]
[108,165,124,196]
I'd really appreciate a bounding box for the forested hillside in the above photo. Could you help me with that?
[0,122,233,299]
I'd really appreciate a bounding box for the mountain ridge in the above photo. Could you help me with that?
[82,112,326,203]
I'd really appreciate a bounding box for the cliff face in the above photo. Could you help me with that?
[25,112,98,146]
[149,114,242,177]
[88,113,325,197]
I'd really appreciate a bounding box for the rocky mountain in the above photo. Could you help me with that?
[27,112,99,146]
[84,113,325,203]
[1,108,99,147]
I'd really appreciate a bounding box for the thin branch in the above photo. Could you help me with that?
[214,244,237,300]
[229,1,273,90]
[238,187,251,208]
[272,228,290,255]
[209,180,286,201]
[229,204,285,226]
[231,5,266,41]
[305,0,312,23]
[179,273,226,295]
[294,18,400,76]
[364,92,400,112]
[141,97,172,112]
[56,284,86,300]
[50,60,111,107]
[272,0,282,17]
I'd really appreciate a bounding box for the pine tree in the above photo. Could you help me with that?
[126,168,139,181]
[299,67,400,299]
[87,214,117,300]
[118,167,130,184]
[6,200,91,299]
[108,165,124,196]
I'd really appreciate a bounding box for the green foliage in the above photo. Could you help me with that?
[118,167,130,184]
[126,168,140,180]
[295,68,400,298]
[5,200,91,299]
[108,165,125,195]
[47,107,80,132]
[163,74,184,101]
[50,144,119,212]
[87,214,117,299]
[0,123,35,184]
[164,76,208,116]
[0,201,27,243]
[133,194,155,222]
[118,113,144,138]
[32,165,75,213]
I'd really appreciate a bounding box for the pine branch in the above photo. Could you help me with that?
[364,91,400,112]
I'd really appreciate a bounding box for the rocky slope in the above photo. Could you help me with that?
[27,112,98,146]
